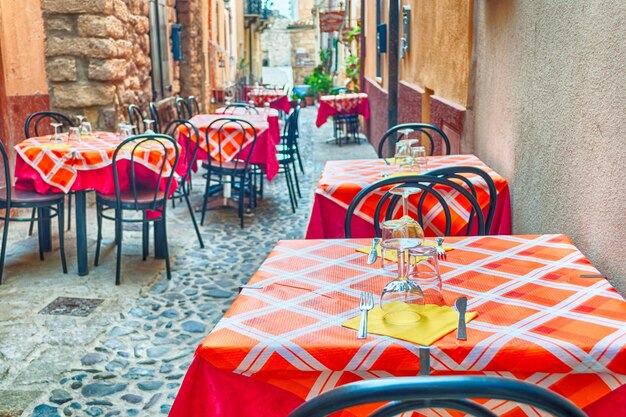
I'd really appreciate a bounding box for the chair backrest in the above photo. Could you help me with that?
[111,133,180,212]
[378,123,451,159]
[203,117,258,173]
[163,119,201,182]
[188,96,200,116]
[423,166,498,234]
[0,141,12,207]
[223,103,259,115]
[287,376,588,417]
[344,175,485,238]
[24,111,75,138]
[282,106,300,150]
[127,104,145,134]
[149,98,177,133]
[175,97,192,120]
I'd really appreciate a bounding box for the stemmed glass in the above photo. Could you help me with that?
[263,102,270,114]
[50,122,63,142]
[75,115,85,127]
[389,185,425,243]
[116,123,133,141]
[143,119,155,134]
[68,127,82,143]
[379,220,424,325]
[411,146,427,172]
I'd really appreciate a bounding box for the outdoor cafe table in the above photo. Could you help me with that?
[305,154,512,239]
[13,132,181,275]
[315,92,371,128]
[247,88,291,113]
[170,234,626,417]
[181,113,280,180]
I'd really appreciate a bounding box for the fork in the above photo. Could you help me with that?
[436,237,446,261]
[357,292,375,339]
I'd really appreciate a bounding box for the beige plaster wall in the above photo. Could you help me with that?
[0,0,48,95]
[466,0,626,293]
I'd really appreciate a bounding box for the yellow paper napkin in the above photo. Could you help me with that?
[356,241,453,262]
[41,143,71,149]
[342,304,477,346]
[381,171,422,179]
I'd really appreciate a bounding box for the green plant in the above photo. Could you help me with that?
[346,26,361,43]
[344,53,360,92]
[304,67,333,96]
[319,48,332,73]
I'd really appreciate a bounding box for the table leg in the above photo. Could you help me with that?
[419,347,431,376]
[75,190,89,276]
[154,219,165,260]
[38,208,52,252]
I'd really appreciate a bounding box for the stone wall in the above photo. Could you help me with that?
[261,17,291,67]
[42,0,179,130]
[177,0,206,107]
[289,25,318,85]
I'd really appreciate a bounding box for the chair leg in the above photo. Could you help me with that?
[294,140,305,173]
[28,208,36,236]
[0,214,10,284]
[161,217,171,280]
[115,209,123,285]
[67,194,72,231]
[142,211,149,261]
[36,208,44,261]
[238,177,245,229]
[200,172,211,226]
[57,202,67,273]
[258,170,264,199]
[184,192,204,248]
[292,157,302,198]
[283,164,296,213]
[94,204,103,266]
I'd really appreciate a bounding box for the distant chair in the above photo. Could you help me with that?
[0,142,67,284]
[175,97,192,120]
[94,134,180,285]
[330,87,352,95]
[288,376,587,417]
[24,111,75,138]
[276,107,302,213]
[188,96,201,116]
[344,175,485,238]
[199,117,258,229]
[377,123,451,160]
[149,98,177,133]
[127,104,146,134]
[223,103,259,115]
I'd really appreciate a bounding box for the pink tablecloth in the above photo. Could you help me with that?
[315,93,370,128]
[182,114,280,181]
[305,155,512,239]
[247,91,291,113]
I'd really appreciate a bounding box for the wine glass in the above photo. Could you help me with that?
[75,115,85,127]
[143,119,155,134]
[408,246,444,306]
[388,185,425,244]
[50,122,63,142]
[380,219,408,272]
[80,121,93,136]
[411,146,427,172]
[68,127,82,143]
[379,237,424,325]
[263,102,270,114]
[394,140,412,169]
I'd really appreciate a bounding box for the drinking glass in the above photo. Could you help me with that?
[116,123,132,141]
[394,140,413,169]
[143,119,155,134]
[388,185,425,244]
[263,102,270,113]
[408,246,444,306]
[411,146,427,172]
[248,99,255,107]
[80,121,93,136]
[50,122,63,142]
[380,237,424,325]
[380,219,408,272]
[68,127,82,143]
[75,115,85,127]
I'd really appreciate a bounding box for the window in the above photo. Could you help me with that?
[149,0,172,100]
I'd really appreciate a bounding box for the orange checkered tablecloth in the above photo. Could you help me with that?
[305,155,512,239]
[14,132,179,193]
[170,235,626,417]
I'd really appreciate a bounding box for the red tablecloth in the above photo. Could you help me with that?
[247,90,291,113]
[170,235,626,417]
[315,93,370,128]
[305,155,512,239]
[181,114,280,181]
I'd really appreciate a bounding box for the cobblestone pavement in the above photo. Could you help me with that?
[0,107,376,417]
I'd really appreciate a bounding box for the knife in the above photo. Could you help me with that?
[366,238,381,264]
[455,297,467,340]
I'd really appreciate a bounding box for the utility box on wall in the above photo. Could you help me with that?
[171,24,183,61]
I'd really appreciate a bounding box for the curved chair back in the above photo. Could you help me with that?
[175,97,192,120]
[24,111,75,138]
[0,141,12,208]
[203,117,258,173]
[148,102,162,133]
[223,103,259,115]
[127,104,145,134]
[288,376,588,417]
[163,119,201,184]
[344,175,485,238]
[111,134,180,212]
[188,95,200,116]
[378,123,451,159]
[424,166,498,234]
[282,106,300,150]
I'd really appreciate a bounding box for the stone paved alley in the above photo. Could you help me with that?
[0,108,376,417]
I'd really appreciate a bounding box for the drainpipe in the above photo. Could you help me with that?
[387,0,400,154]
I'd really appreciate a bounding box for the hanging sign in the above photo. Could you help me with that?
[319,10,345,33]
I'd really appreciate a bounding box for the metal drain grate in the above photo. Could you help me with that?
[39,297,104,317]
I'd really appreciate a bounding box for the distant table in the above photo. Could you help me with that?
[315,92,370,128]
[181,114,280,180]
[247,89,291,113]
[14,132,181,275]
[305,154,512,239]
[169,235,626,417]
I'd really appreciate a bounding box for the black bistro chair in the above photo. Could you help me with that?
[163,119,204,247]
[94,134,180,285]
[222,103,259,115]
[344,175,485,238]
[175,97,192,120]
[199,117,258,229]
[24,111,76,235]
[127,104,146,134]
[288,376,587,417]
[0,142,67,284]
[187,96,201,116]
[279,100,304,174]
[377,123,452,160]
